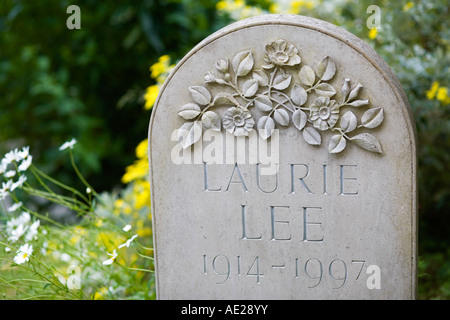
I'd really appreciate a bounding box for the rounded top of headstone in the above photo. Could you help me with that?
[150,14,416,153]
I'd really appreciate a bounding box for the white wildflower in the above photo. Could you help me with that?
[4,170,16,178]
[18,146,30,160]
[60,253,71,262]
[18,155,32,172]
[0,160,6,174]
[1,180,13,192]
[11,175,27,191]
[8,201,23,212]
[14,243,33,264]
[8,224,27,243]
[24,220,40,241]
[122,224,132,232]
[3,148,20,164]
[102,250,118,265]
[118,234,138,249]
[0,190,7,200]
[6,211,31,243]
[59,138,77,151]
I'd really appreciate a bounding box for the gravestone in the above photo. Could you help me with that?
[148,14,417,299]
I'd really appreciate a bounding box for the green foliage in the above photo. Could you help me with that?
[0,0,226,192]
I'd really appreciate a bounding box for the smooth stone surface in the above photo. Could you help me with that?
[148,14,417,299]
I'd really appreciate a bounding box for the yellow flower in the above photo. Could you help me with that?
[426,81,439,100]
[97,232,125,252]
[121,159,149,184]
[287,0,315,14]
[150,55,170,79]
[403,2,414,12]
[368,27,378,40]
[145,55,175,110]
[133,180,150,210]
[268,3,280,13]
[216,0,264,19]
[425,82,450,105]
[144,85,159,110]
[135,140,148,159]
[436,87,450,105]
[93,287,108,300]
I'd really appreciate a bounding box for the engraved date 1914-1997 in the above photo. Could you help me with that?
[202,254,380,290]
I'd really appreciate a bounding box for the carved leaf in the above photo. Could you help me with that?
[178,121,202,149]
[254,95,273,112]
[273,108,289,126]
[178,103,201,120]
[347,99,369,107]
[292,109,307,130]
[212,92,239,106]
[303,126,321,145]
[347,83,363,102]
[341,78,351,101]
[202,111,221,131]
[314,83,336,97]
[242,79,259,97]
[232,50,254,77]
[340,110,358,133]
[361,107,384,129]
[257,116,275,140]
[291,84,307,106]
[329,134,347,153]
[272,71,291,90]
[316,56,336,81]
[350,133,382,153]
[189,86,211,106]
[299,65,315,86]
[253,70,269,86]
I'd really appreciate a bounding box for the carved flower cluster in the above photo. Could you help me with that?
[177,39,384,154]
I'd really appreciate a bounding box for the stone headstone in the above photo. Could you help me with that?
[148,15,417,299]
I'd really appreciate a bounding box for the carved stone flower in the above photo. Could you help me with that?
[263,39,301,69]
[223,106,255,136]
[309,97,340,131]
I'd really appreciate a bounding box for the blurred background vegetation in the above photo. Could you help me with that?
[0,0,449,299]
